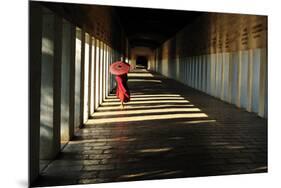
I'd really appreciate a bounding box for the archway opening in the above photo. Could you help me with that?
[136,56,148,69]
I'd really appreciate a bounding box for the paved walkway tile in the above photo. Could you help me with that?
[34,69,267,187]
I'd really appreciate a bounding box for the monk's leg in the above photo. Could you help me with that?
[120,101,124,109]
[119,94,125,109]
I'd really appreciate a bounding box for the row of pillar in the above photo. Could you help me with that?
[29,2,122,184]
[152,48,267,118]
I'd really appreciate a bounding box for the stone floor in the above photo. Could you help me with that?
[34,68,267,187]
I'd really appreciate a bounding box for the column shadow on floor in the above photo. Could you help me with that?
[33,69,267,187]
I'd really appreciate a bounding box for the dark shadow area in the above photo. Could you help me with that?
[136,56,148,69]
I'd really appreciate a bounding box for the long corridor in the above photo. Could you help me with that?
[34,68,267,187]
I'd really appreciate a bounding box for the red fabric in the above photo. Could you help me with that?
[115,74,130,103]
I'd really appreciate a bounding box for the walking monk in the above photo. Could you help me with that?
[110,61,131,109]
[115,73,130,109]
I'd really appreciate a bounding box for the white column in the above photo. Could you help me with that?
[60,19,71,142]
[74,27,82,129]
[90,37,95,115]
[95,39,100,110]
[83,32,90,123]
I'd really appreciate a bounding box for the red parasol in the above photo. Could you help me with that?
[110,61,130,75]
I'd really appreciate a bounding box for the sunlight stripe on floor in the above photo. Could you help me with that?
[86,113,208,125]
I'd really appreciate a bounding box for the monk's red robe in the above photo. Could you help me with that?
[115,74,130,103]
